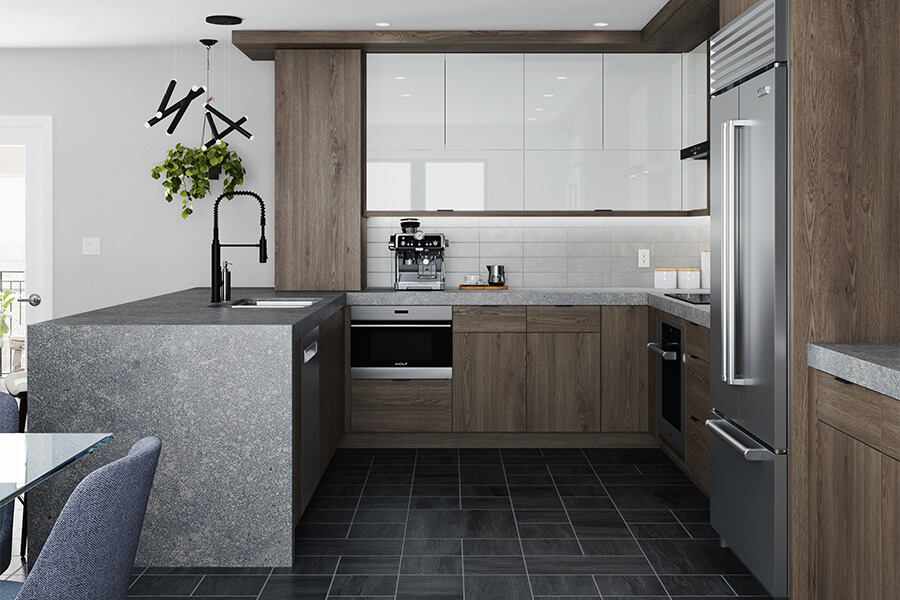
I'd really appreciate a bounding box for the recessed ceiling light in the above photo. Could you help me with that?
[400,94,411,97]
[593,22,609,27]
[527,117,537,121]
[556,76,568,80]
[206,15,243,26]
[394,76,406,80]
[375,22,391,27]
[534,108,544,111]
[544,94,555,97]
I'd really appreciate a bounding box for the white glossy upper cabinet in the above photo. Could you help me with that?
[603,54,682,150]
[682,41,709,148]
[367,54,445,150]
[445,54,524,150]
[524,55,604,150]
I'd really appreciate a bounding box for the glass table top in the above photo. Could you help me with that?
[0,433,114,507]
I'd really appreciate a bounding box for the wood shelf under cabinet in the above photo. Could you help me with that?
[350,379,451,432]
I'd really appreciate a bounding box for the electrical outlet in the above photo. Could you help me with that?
[638,249,650,268]
[82,237,101,256]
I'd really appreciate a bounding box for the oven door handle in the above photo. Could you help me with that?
[647,342,678,361]
[351,323,452,328]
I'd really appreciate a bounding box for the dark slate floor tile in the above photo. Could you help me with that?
[525,555,653,575]
[556,484,609,497]
[458,455,502,465]
[295,523,351,539]
[529,574,599,596]
[401,555,462,575]
[365,484,413,497]
[336,556,401,575]
[508,486,563,510]
[517,523,577,539]
[726,574,773,596]
[141,567,271,575]
[514,509,570,524]
[504,455,588,465]
[192,574,268,596]
[366,474,413,486]
[272,557,338,575]
[294,538,404,556]
[406,509,517,539]
[460,485,509,497]
[619,509,678,524]
[579,538,644,556]
[560,496,615,510]
[606,485,710,510]
[501,448,544,456]
[583,448,670,465]
[567,510,631,538]
[673,508,711,523]
[636,463,689,475]
[639,539,751,575]
[349,523,407,538]
[551,474,602,486]
[314,484,364,497]
[520,538,582,556]
[464,575,532,600]
[684,522,721,539]
[370,464,415,475]
[585,465,641,475]
[659,574,735,596]
[329,574,398,596]
[410,497,460,509]
[319,465,371,483]
[306,496,360,510]
[412,485,459,497]
[300,509,356,524]
[461,497,512,509]
[127,574,203,596]
[593,574,666,595]
[602,597,667,600]
[629,522,692,539]
[462,555,526,575]
[404,538,462,556]
[130,597,255,600]
[396,575,463,600]
[600,474,693,486]
[459,466,506,485]
[357,496,411,509]
[506,474,555,486]
[352,508,409,524]
[463,538,522,556]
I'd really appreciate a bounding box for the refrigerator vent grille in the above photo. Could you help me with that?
[710,0,786,94]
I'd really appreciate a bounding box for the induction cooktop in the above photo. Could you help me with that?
[664,292,710,305]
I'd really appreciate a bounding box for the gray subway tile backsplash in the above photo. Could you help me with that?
[366,216,709,289]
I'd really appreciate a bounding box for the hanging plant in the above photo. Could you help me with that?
[150,142,245,218]
[0,290,14,348]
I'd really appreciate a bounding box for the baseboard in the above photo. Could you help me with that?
[339,431,659,449]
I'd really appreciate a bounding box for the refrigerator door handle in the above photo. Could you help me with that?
[705,418,774,462]
[721,119,753,386]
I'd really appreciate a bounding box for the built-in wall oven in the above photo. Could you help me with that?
[648,317,685,458]
[350,306,452,379]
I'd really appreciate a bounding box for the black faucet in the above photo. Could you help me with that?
[211,190,268,303]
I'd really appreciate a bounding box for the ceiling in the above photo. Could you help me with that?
[0,0,670,49]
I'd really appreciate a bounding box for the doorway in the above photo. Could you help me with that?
[0,116,53,375]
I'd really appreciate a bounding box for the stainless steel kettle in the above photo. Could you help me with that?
[486,265,506,286]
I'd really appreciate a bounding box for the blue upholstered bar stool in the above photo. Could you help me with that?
[0,436,162,600]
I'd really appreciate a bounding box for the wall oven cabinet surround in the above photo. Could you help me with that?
[366,53,689,214]
[350,305,452,379]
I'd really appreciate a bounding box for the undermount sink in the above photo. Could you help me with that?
[229,297,322,308]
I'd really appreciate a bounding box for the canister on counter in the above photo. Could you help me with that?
[677,268,701,289]
[654,268,677,289]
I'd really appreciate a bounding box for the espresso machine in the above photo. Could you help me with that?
[388,218,449,290]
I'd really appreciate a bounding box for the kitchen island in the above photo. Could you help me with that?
[28,288,344,567]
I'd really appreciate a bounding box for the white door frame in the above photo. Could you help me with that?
[0,116,53,322]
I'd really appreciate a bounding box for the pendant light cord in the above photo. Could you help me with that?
[201,44,213,145]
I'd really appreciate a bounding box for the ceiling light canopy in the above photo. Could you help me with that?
[206,15,243,26]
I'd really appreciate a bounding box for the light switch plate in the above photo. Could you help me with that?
[638,249,650,268]
[82,237,101,255]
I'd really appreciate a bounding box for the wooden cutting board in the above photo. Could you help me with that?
[459,285,508,290]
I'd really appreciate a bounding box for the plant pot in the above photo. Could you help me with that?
[208,165,222,180]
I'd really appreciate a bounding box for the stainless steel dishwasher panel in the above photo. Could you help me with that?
[300,326,320,514]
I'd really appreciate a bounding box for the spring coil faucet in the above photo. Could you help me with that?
[211,190,268,303]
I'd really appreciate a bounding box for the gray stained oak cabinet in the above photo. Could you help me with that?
[452,307,527,432]
[810,368,900,599]
[274,49,364,291]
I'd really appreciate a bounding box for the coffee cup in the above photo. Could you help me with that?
[464,275,480,285]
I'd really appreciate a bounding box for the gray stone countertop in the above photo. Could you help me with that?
[346,287,710,327]
[30,287,346,340]
[808,343,900,400]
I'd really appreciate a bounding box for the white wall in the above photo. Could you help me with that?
[0,46,274,317]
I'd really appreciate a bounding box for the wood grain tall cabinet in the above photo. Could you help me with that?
[274,49,365,290]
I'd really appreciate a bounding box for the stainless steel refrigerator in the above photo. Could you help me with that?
[707,0,789,597]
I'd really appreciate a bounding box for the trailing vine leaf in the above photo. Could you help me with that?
[0,289,15,347]
[150,141,246,219]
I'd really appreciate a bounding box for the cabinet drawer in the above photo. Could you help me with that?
[351,380,451,432]
[815,369,882,450]
[526,306,601,332]
[453,306,526,332]
[685,321,710,364]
